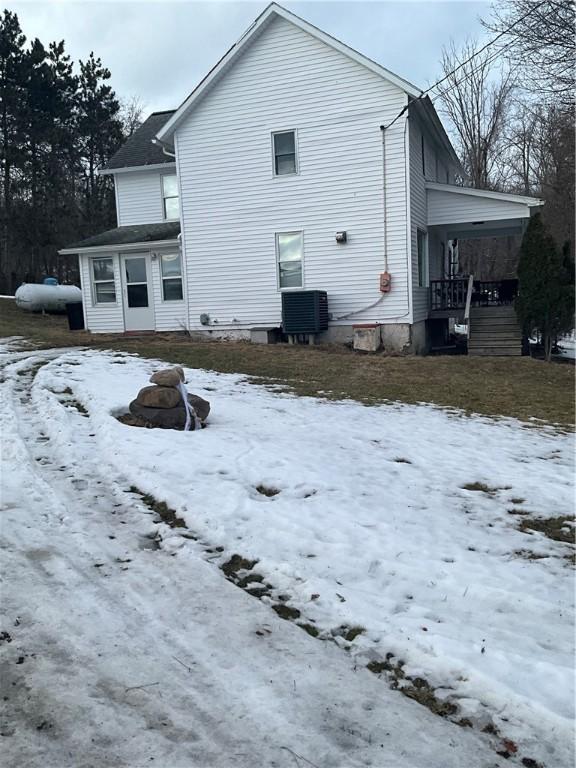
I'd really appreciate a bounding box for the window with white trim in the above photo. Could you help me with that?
[161,252,183,301]
[162,174,179,220]
[92,257,116,303]
[417,230,428,288]
[273,131,297,176]
[276,232,303,289]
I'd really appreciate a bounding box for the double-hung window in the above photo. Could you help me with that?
[162,174,179,220]
[161,252,183,301]
[92,257,116,303]
[273,131,297,176]
[417,230,428,288]
[277,232,303,289]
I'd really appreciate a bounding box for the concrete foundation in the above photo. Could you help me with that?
[353,325,381,353]
[186,321,430,354]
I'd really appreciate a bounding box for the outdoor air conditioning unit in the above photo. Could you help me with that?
[281,290,329,334]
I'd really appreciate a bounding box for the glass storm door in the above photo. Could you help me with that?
[121,254,155,331]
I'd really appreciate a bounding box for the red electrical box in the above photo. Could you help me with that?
[379,272,392,293]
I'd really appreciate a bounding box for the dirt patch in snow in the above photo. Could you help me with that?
[519,516,575,545]
[129,487,187,528]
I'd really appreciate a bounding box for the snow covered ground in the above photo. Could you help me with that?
[1,342,574,768]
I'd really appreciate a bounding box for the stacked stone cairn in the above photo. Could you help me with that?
[129,366,210,430]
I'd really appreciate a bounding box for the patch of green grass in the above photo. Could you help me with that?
[1,297,573,427]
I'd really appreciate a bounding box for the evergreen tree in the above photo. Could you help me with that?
[515,213,575,361]
[0,10,27,289]
[76,53,123,236]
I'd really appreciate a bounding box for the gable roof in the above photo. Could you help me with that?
[102,111,176,172]
[59,222,181,253]
[156,3,423,142]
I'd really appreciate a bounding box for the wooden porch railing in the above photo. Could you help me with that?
[430,279,469,312]
[430,278,519,314]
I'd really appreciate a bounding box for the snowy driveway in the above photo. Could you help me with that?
[0,344,573,768]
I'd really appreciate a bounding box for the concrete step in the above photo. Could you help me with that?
[470,336,522,344]
[469,347,522,356]
[472,316,520,326]
[471,305,516,315]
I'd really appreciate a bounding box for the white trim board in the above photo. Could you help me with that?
[59,240,180,256]
[425,182,544,207]
[98,162,176,176]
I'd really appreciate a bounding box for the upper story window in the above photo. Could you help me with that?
[92,257,116,304]
[162,174,179,220]
[273,131,297,176]
[277,232,303,289]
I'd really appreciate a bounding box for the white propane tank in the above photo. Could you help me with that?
[15,283,82,313]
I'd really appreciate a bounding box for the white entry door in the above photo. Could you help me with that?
[121,254,155,331]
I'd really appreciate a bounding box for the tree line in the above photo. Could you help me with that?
[0,9,142,294]
[436,0,574,283]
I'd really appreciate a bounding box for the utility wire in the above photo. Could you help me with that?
[383,0,548,130]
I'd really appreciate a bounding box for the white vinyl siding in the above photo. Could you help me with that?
[80,254,124,333]
[427,189,532,226]
[78,249,187,333]
[175,15,410,332]
[409,120,429,321]
[150,250,188,331]
[115,169,174,226]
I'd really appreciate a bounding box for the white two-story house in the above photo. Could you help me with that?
[61,3,542,353]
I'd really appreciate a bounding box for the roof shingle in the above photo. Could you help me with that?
[63,222,181,251]
[104,111,176,170]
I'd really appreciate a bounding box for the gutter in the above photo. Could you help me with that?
[59,239,180,256]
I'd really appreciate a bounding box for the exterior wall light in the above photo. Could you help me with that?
[336,231,347,243]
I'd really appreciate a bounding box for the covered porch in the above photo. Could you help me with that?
[424,183,543,354]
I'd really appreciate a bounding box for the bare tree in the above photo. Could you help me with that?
[483,0,575,102]
[435,40,515,190]
[120,95,145,138]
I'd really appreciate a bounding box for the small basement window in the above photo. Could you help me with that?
[277,232,303,289]
[92,257,116,303]
[161,252,183,301]
[417,230,428,288]
[273,131,297,176]
[162,174,179,220]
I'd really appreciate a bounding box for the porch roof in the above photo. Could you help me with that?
[59,222,181,254]
[426,182,543,239]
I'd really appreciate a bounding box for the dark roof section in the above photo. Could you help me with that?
[103,110,176,170]
[63,222,181,251]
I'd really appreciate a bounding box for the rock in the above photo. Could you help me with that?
[149,367,185,387]
[129,393,210,430]
[188,394,210,423]
[135,385,182,409]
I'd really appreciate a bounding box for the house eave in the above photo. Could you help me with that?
[98,162,176,176]
[425,181,544,207]
[59,239,180,256]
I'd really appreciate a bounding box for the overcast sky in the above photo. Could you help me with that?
[11,1,491,114]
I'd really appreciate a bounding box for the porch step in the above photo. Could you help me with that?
[468,306,522,356]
